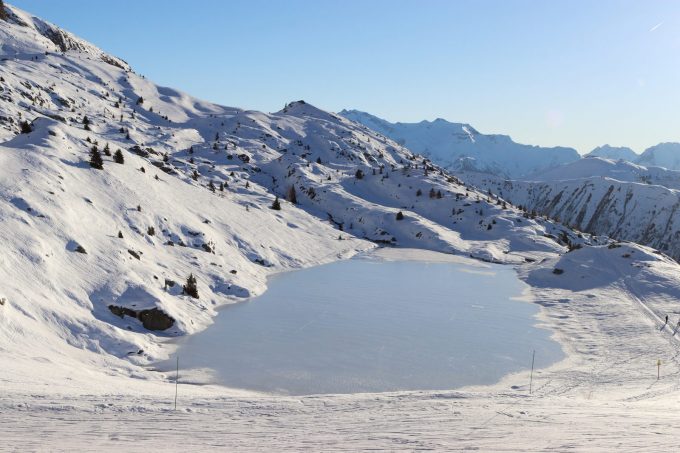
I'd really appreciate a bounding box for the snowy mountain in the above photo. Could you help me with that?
[10,4,680,450]
[462,161,680,260]
[522,156,680,189]
[636,142,680,171]
[339,109,581,178]
[585,144,638,161]
[0,3,590,385]
[339,112,680,260]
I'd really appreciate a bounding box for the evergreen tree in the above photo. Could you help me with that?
[19,120,32,134]
[286,185,297,204]
[355,169,364,179]
[0,0,8,21]
[89,146,103,170]
[113,149,124,164]
[118,231,124,239]
[271,196,281,210]
[183,273,199,299]
[208,180,216,192]
[429,188,436,198]
[416,188,422,196]
[103,143,111,156]
[396,211,405,221]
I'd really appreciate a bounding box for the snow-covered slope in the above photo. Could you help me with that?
[522,156,680,189]
[10,4,680,450]
[585,144,638,161]
[636,142,680,171]
[462,166,680,261]
[0,5,129,71]
[339,109,581,178]
[0,3,588,386]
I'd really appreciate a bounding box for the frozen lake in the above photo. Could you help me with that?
[166,251,563,395]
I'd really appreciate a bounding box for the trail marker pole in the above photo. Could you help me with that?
[657,359,661,380]
[174,356,179,410]
[530,350,535,394]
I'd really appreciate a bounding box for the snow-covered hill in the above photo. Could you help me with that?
[585,144,638,161]
[339,109,581,178]
[0,3,589,386]
[462,162,680,260]
[10,4,680,450]
[636,142,680,171]
[522,156,680,189]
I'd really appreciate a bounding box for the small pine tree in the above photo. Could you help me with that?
[82,116,90,126]
[396,211,405,221]
[208,180,216,192]
[355,169,364,179]
[19,120,32,134]
[89,146,103,170]
[183,273,199,299]
[429,188,436,199]
[286,185,297,204]
[271,196,281,210]
[113,149,124,164]
[316,157,322,164]
[136,96,144,105]
[0,0,8,21]
[103,143,111,156]
[219,182,224,191]
[118,231,124,239]
[147,226,155,236]
[416,188,422,196]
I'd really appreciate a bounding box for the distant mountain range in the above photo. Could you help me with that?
[340,110,580,178]
[340,110,680,175]
[339,111,680,260]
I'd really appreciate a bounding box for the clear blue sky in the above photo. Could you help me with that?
[9,0,680,153]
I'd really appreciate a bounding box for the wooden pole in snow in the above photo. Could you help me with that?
[174,356,179,410]
[530,350,535,394]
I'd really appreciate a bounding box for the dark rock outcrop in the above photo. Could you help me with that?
[108,305,175,331]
